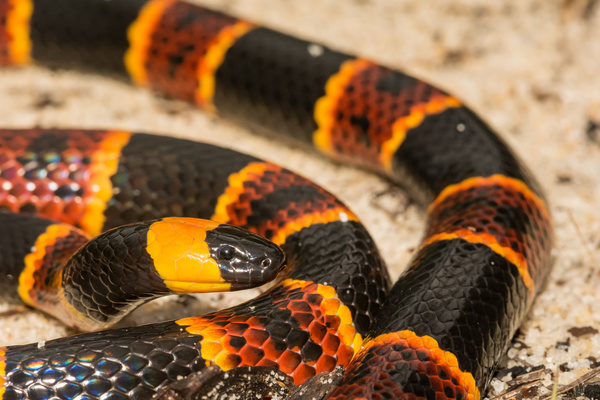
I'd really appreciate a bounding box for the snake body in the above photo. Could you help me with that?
[0,1,553,399]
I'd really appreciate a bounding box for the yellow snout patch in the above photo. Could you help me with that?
[146,217,231,293]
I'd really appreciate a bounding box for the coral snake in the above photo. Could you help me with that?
[0,0,554,399]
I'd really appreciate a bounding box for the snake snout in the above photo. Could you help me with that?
[234,236,286,286]
[249,244,286,282]
[207,224,286,289]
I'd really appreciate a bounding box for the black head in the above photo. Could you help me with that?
[206,224,286,289]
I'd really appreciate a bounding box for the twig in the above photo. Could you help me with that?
[538,365,600,400]
[490,380,542,400]
[0,306,30,318]
[489,368,547,400]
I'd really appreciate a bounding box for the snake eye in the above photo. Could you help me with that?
[219,245,236,261]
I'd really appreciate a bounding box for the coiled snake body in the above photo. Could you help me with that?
[0,1,553,399]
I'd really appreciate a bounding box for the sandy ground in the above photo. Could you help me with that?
[0,0,599,398]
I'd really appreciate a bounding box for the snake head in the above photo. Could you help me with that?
[147,218,285,293]
[206,224,286,290]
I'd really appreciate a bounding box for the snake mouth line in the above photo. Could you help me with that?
[162,280,233,293]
